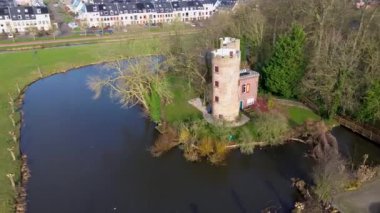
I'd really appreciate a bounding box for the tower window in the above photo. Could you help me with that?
[214,66,219,73]
[229,51,233,58]
[214,81,219,87]
[214,96,219,102]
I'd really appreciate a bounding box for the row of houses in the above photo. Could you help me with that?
[0,5,51,33]
[0,0,51,34]
[77,0,222,27]
[1,0,235,34]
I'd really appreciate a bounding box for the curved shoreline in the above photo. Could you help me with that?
[13,62,109,213]
[13,58,154,213]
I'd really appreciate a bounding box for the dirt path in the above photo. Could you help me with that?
[334,178,380,213]
[0,30,199,48]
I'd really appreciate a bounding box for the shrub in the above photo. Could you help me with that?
[147,88,161,123]
[237,127,255,155]
[178,125,191,144]
[239,143,255,155]
[252,112,289,145]
[312,152,349,202]
[209,141,229,165]
[355,154,378,186]
[267,96,275,110]
[198,137,214,157]
[183,144,200,162]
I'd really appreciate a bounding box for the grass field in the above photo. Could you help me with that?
[163,75,202,123]
[287,106,321,126]
[0,34,190,212]
[0,24,196,45]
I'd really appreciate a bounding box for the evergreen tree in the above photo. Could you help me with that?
[358,81,380,124]
[262,25,306,98]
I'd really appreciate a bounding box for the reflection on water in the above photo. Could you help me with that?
[21,64,380,213]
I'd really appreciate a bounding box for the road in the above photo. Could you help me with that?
[334,178,380,213]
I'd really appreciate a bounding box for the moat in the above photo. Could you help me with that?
[20,64,380,213]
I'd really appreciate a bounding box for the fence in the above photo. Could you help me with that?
[335,116,380,144]
[301,97,380,144]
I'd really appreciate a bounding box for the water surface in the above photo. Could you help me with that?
[21,64,380,213]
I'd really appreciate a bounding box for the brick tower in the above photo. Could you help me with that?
[211,38,241,122]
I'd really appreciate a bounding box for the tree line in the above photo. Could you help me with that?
[198,0,380,125]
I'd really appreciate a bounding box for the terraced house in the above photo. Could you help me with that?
[0,6,50,33]
[78,0,223,27]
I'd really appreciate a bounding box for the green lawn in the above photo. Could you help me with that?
[287,106,320,126]
[0,35,186,212]
[162,75,201,123]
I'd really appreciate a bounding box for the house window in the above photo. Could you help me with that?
[214,81,219,87]
[242,84,250,93]
[214,66,219,73]
[229,51,233,58]
[214,96,219,102]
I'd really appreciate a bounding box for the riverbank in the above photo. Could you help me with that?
[0,32,198,212]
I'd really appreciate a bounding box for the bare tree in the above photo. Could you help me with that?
[79,21,88,37]
[27,26,38,40]
[87,58,172,112]
[302,7,379,117]
[50,23,59,40]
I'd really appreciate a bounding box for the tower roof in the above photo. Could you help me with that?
[212,48,239,58]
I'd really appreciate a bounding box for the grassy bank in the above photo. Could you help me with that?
[162,75,202,123]
[0,33,198,212]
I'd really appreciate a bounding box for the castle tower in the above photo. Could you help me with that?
[211,46,241,122]
[219,37,240,50]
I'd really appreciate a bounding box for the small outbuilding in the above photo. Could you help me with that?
[238,69,259,109]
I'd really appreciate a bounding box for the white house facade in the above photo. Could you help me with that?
[0,6,51,33]
[78,0,220,28]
